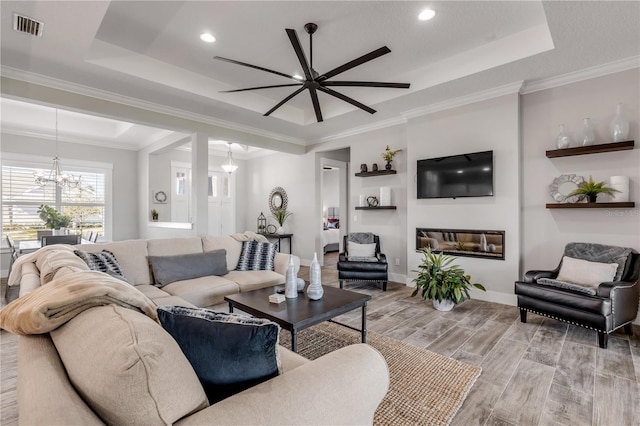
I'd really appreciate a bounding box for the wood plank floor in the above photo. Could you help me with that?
[2,270,639,425]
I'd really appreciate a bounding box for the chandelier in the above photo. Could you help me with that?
[221,142,238,174]
[34,109,82,189]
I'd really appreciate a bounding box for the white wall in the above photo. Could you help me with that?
[522,68,640,270]
[1,133,139,241]
[406,93,521,304]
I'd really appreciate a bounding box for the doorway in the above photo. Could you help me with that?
[320,157,348,267]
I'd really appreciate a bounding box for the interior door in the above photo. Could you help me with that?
[171,163,191,222]
[208,170,235,235]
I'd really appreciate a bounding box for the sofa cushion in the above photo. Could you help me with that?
[157,306,281,404]
[135,284,173,300]
[147,237,203,256]
[162,275,239,307]
[202,235,242,271]
[74,249,127,282]
[224,270,285,292]
[149,250,228,287]
[50,305,209,425]
[77,240,150,285]
[236,240,277,271]
[557,256,618,287]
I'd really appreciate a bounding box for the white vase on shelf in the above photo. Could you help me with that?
[555,124,572,149]
[579,118,596,146]
[277,226,285,235]
[610,103,630,142]
[609,176,629,202]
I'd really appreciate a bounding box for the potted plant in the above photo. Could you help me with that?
[272,209,292,235]
[411,248,486,311]
[381,145,402,170]
[38,204,72,234]
[151,209,159,221]
[564,175,620,203]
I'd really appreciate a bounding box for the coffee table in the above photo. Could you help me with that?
[224,285,371,352]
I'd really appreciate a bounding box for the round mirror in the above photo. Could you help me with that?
[269,186,288,214]
[549,174,586,203]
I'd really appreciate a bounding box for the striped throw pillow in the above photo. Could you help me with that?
[235,240,277,271]
[74,249,128,282]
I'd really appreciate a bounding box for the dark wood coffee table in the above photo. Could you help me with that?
[224,285,371,352]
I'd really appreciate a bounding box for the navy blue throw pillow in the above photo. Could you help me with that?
[156,306,281,404]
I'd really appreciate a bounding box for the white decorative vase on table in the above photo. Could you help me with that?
[433,299,454,312]
[277,226,285,235]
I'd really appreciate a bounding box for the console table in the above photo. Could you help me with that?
[264,233,293,254]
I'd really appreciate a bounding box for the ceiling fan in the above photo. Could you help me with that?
[214,23,410,123]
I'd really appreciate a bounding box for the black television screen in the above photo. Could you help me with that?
[417,150,493,199]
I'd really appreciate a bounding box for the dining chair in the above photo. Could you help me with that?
[41,235,82,246]
[91,232,99,243]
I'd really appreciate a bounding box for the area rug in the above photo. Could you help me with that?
[279,322,481,426]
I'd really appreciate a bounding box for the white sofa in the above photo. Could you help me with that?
[8,234,390,425]
[17,234,295,307]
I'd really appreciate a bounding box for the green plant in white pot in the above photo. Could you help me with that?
[411,248,486,311]
[271,209,292,235]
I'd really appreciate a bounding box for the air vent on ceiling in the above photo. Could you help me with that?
[13,13,44,37]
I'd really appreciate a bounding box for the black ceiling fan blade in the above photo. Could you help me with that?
[318,46,391,81]
[322,81,410,89]
[317,86,376,114]
[214,56,294,80]
[220,83,303,93]
[264,86,307,116]
[308,87,323,122]
[286,29,313,80]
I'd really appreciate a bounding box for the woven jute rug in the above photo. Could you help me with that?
[280,322,481,426]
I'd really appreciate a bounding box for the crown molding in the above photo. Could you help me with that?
[521,56,640,94]
[0,66,306,147]
[403,81,524,120]
[1,127,144,151]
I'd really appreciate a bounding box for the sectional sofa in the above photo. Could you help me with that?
[5,234,390,424]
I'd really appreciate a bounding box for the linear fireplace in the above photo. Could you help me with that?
[416,228,505,260]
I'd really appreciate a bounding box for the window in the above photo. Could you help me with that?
[1,155,111,240]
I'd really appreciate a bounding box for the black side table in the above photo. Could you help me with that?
[264,233,293,253]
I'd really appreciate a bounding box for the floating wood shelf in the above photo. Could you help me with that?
[355,206,397,210]
[354,170,397,177]
[545,140,634,158]
[546,202,635,209]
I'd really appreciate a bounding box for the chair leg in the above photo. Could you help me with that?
[382,281,387,292]
[624,323,633,336]
[339,280,343,289]
[519,308,527,323]
[598,332,608,349]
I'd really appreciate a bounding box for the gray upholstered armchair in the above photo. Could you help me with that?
[337,233,388,291]
[515,242,639,348]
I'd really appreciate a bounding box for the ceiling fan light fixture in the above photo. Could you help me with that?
[418,9,436,21]
[200,33,216,43]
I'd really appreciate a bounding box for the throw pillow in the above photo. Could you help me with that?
[156,306,281,404]
[235,240,277,271]
[74,249,127,282]
[556,256,618,288]
[148,250,228,287]
[348,241,376,258]
[51,305,209,425]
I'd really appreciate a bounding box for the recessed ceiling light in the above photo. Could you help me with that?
[418,9,436,21]
[292,74,303,80]
[200,33,216,43]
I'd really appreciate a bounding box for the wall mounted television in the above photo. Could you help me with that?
[417,150,493,199]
